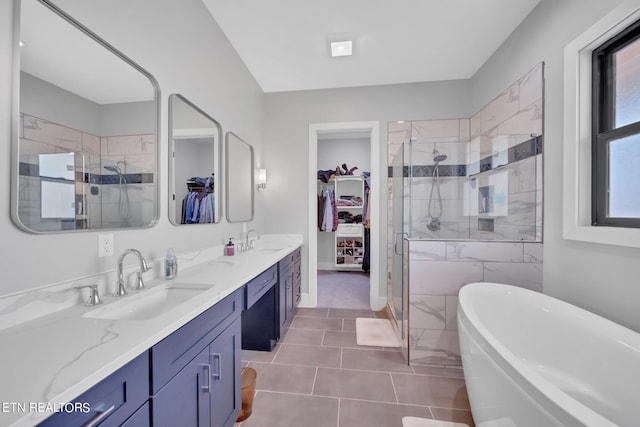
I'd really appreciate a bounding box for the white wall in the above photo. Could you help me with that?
[471,0,640,331]
[263,80,471,299]
[0,0,265,295]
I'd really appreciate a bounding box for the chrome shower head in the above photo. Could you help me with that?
[104,165,121,174]
[433,154,448,163]
[432,147,447,163]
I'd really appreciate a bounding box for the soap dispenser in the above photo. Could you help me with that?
[165,248,178,279]
[225,238,235,256]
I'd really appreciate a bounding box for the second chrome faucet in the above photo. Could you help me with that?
[115,249,151,297]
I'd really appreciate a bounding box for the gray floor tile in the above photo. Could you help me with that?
[295,307,329,317]
[239,304,475,427]
[242,348,278,363]
[240,391,338,427]
[374,310,390,319]
[322,330,360,349]
[313,367,396,402]
[342,348,413,373]
[339,399,433,427]
[291,316,343,330]
[251,362,317,394]
[392,373,470,409]
[327,308,376,319]
[431,407,476,426]
[281,328,325,345]
[343,318,356,331]
[273,343,341,368]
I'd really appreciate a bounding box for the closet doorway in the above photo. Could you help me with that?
[307,121,382,311]
[317,132,370,309]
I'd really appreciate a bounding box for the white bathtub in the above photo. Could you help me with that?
[458,282,640,427]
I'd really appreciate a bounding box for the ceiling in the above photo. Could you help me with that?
[201,0,541,93]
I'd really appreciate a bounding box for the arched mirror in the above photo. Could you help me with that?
[11,0,159,232]
[169,94,222,225]
[225,132,254,222]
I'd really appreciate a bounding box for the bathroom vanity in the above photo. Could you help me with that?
[0,235,302,427]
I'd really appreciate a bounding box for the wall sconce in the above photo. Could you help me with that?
[256,168,267,190]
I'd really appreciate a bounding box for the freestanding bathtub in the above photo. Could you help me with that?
[458,282,640,427]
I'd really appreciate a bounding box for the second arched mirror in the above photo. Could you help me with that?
[168,94,222,225]
[225,132,254,223]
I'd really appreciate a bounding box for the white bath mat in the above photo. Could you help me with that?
[402,417,469,427]
[355,318,400,347]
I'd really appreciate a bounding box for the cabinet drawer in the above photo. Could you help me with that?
[245,265,277,309]
[278,247,301,273]
[38,352,149,427]
[151,288,243,394]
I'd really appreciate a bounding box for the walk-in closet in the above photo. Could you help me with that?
[316,132,371,309]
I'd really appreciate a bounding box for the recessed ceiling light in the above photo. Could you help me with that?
[331,40,352,57]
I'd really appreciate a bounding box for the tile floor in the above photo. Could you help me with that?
[237,307,475,427]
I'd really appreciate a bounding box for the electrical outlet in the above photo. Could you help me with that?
[98,233,114,257]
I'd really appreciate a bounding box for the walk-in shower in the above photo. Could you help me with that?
[426,147,447,231]
[104,161,130,223]
[387,62,544,367]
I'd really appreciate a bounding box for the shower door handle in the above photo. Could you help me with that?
[394,232,408,255]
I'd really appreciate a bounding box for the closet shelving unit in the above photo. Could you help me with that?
[334,176,365,269]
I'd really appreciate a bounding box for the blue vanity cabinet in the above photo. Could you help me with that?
[210,317,242,427]
[241,265,278,351]
[278,248,301,339]
[37,351,149,427]
[150,289,243,427]
[152,347,211,426]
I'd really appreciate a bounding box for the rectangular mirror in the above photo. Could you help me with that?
[12,0,159,232]
[169,94,222,225]
[225,132,254,223]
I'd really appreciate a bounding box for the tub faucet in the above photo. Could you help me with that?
[245,229,260,249]
[115,249,151,296]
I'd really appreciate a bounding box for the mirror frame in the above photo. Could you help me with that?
[168,93,222,225]
[225,132,254,223]
[10,0,161,233]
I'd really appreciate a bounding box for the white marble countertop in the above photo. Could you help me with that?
[0,234,303,427]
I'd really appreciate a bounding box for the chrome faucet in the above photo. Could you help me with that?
[115,249,151,296]
[74,284,102,306]
[245,229,260,249]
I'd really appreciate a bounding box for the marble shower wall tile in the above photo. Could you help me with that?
[445,241,523,262]
[409,329,461,366]
[407,239,543,367]
[411,119,464,143]
[445,296,458,331]
[22,115,83,152]
[409,295,446,330]
[408,241,446,261]
[524,243,543,262]
[409,261,483,295]
[518,62,544,110]
[483,262,543,292]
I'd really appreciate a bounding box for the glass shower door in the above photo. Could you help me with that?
[389,143,407,340]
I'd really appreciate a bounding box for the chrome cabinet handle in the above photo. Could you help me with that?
[212,353,221,380]
[83,404,115,427]
[201,364,212,393]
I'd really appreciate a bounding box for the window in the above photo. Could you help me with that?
[592,19,640,227]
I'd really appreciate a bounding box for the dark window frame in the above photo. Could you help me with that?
[592,18,640,228]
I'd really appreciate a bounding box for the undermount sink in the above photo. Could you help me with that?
[83,283,211,321]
